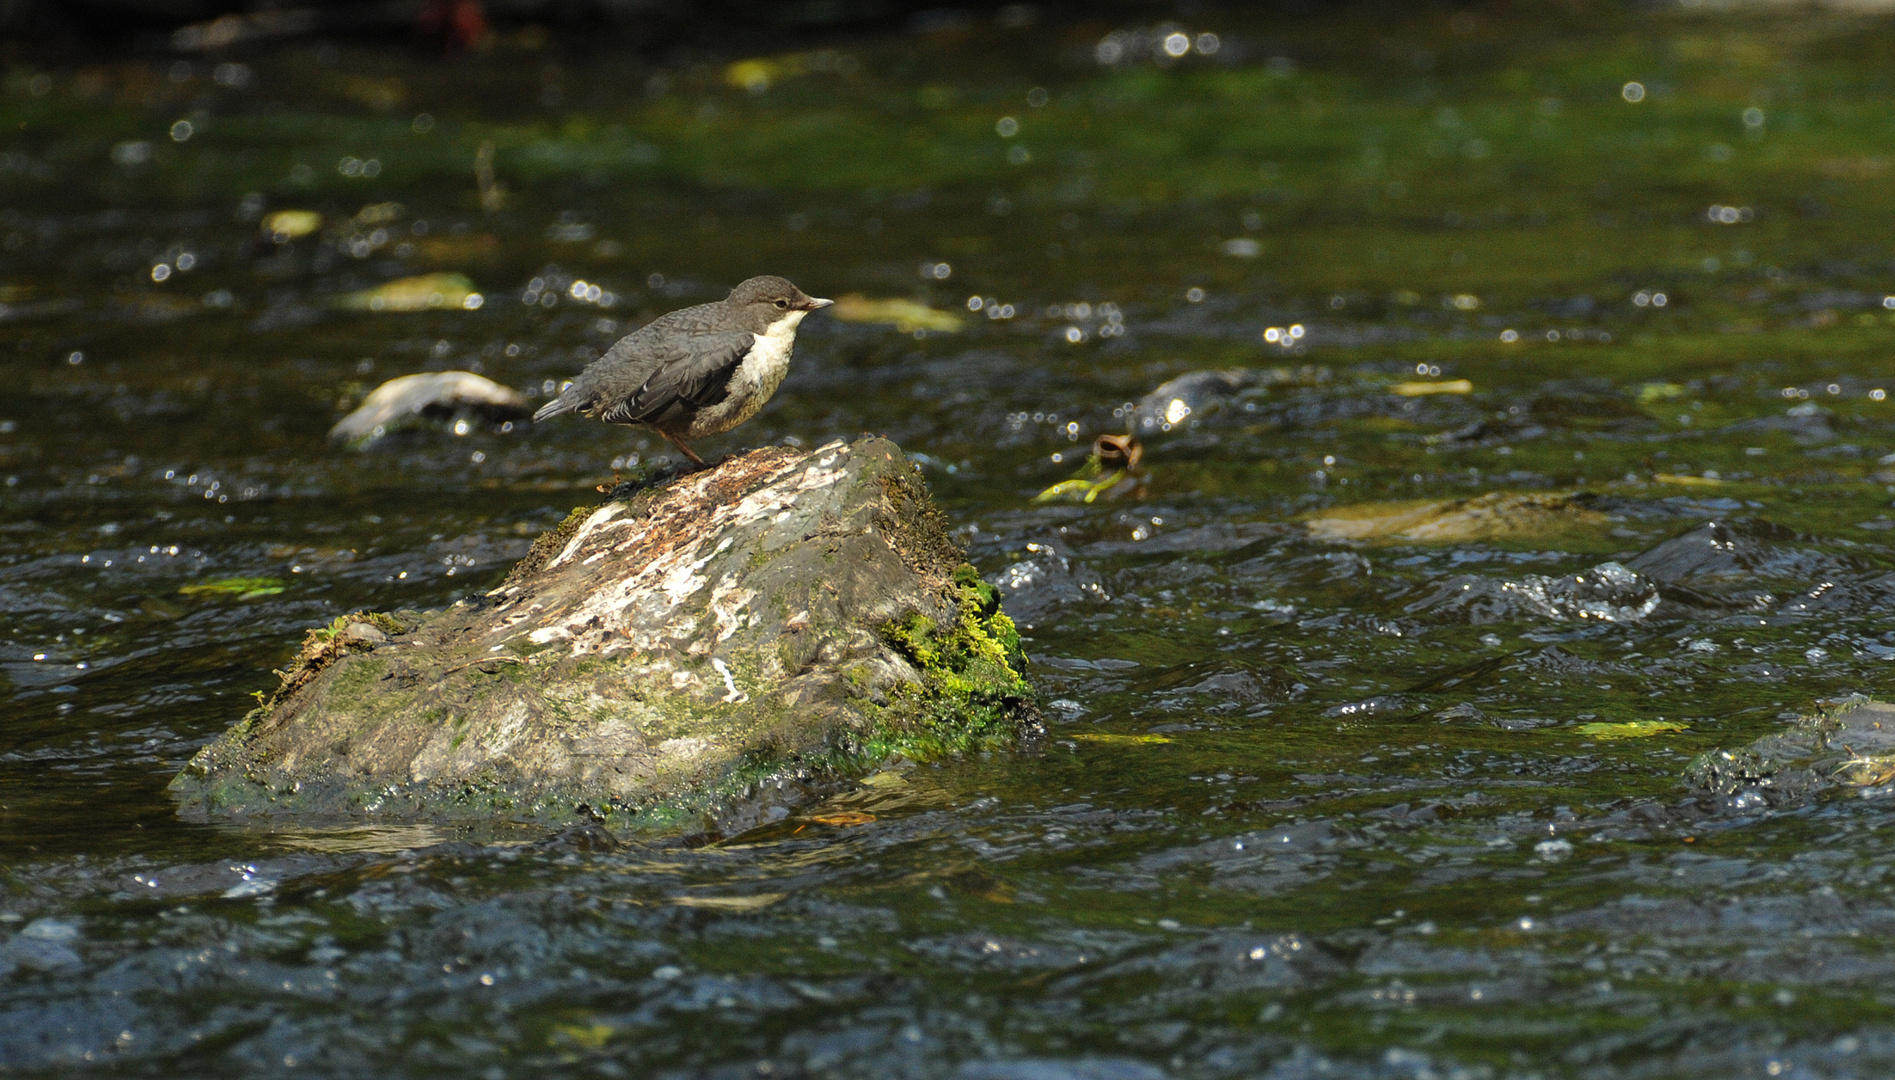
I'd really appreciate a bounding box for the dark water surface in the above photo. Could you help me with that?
[10,4,1895,1075]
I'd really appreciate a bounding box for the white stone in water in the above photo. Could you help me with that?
[327,371,528,443]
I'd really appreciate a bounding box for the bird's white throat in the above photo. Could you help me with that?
[742,310,808,385]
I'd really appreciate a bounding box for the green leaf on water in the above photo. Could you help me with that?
[179,577,287,600]
[333,272,482,313]
[1572,720,1687,740]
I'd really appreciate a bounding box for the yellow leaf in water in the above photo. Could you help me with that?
[334,273,483,313]
[725,55,808,92]
[262,210,323,241]
[179,577,287,600]
[807,810,876,826]
[670,892,786,911]
[1636,382,1686,404]
[1069,733,1172,745]
[1572,720,1688,740]
[412,234,500,263]
[550,1022,615,1050]
[1034,473,1128,504]
[829,294,964,333]
[324,72,406,110]
[1652,473,1724,487]
[1035,478,1098,503]
[352,201,404,226]
[1391,379,1474,397]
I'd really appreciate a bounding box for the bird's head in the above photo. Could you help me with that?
[727,276,832,330]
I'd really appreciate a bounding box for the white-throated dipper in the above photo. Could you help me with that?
[532,275,832,466]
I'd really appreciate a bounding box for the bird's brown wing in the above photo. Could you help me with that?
[595,330,756,428]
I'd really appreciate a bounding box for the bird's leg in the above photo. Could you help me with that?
[660,431,707,469]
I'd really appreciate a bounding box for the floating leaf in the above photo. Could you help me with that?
[1034,473,1129,504]
[412,234,500,263]
[726,56,807,92]
[1069,732,1171,745]
[1035,435,1142,503]
[1391,379,1473,396]
[829,294,963,333]
[351,202,403,226]
[323,72,406,110]
[1573,720,1687,740]
[807,810,876,826]
[550,1022,615,1050]
[334,273,483,313]
[1636,382,1687,404]
[1652,473,1724,487]
[179,577,287,600]
[262,210,323,242]
[670,892,786,911]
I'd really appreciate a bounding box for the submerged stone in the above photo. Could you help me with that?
[169,437,1039,836]
[1685,697,1895,810]
[1132,369,1258,435]
[1303,491,1608,544]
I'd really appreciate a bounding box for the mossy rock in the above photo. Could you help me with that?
[1684,696,1895,809]
[169,437,1039,837]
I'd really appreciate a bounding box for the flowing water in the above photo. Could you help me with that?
[9,4,1895,1075]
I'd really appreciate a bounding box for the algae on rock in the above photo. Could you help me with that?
[170,437,1039,836]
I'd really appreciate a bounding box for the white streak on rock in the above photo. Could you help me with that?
[711,658,747,703]
[548,503,630,570]
[484,702,530,756]
[708,573,756,643]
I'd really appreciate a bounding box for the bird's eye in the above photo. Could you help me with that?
[773,299,789,309]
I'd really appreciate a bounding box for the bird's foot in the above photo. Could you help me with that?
[602,461,694,501]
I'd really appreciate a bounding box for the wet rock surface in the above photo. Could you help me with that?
[170,438,1037,835]
[1686,697,1895,809]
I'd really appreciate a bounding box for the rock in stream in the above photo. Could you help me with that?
[1685,696,1895,810]
[169,437,1039,836]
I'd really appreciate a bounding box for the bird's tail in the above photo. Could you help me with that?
[533,391,584,422]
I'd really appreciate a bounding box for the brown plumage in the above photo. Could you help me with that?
[533,275,831,466]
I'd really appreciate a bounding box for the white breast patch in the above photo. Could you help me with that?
[740,310,806,388]
[684,310,807,437]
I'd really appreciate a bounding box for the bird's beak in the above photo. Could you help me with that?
[807,297,834,310]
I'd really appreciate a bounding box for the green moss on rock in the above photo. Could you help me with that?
[877,563,1034,753]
